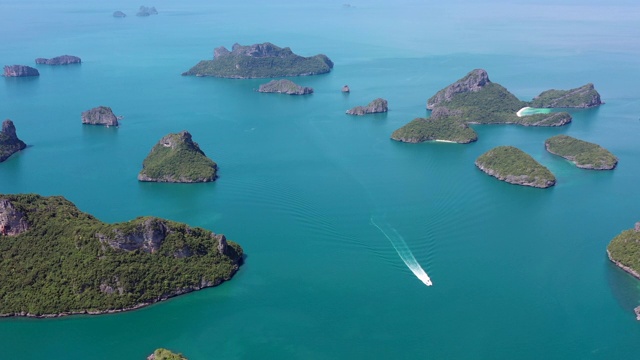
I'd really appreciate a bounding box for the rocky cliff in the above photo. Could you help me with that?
[138,131,218,183]
[258,79,313,95]
[35,55,81,65]
[529,83,603,108]
[3,65,39,77]
[81,106,119,126]
[0,120,27,162]
[346,98,388,115]
[427,69,489,110]
[0,199,29,236]
[183,42,333,78]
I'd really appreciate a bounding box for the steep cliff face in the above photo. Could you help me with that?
[346,98,388,115]
[35,55,81,65]
[529,83,603,108]
[0,120,27,162]
[427,69,489,109]
[81,106,119,126]
[3,65,39,77]
[0,199,29,236]
[97,218,168,253]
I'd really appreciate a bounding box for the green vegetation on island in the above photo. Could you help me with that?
[148,348,188,360]
[258,79,313,95]
[529,83,602,108]
[346,98,388,115]
[390,108,477,144]
[475,146,556,188]
[607,222,640,280]
[425,69,572,127]
[0,120,27,162]
[138,131,217,183]
[545,135,618,170]
[182,42,333,79]
[0,194,243,317]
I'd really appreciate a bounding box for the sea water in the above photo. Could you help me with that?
[1,1,640,359]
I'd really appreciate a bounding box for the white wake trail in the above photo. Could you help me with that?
[370,216,433,286]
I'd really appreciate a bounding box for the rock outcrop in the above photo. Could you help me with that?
[138,131,218,183]
[81,106,119,127]
[529,83,603,108]
[35,55,81,65]
[97,218,168,254]
[147,348,188,360]
[113,11,126,17]
[136,6,158,16]
[427,69,489,110]
[0,199,29,236]
[342,85,350,93]
[258,79,313,95]
[346,98,388,115]
[3,65,39,77]
[183,42,333,78]
[0,120,27,162]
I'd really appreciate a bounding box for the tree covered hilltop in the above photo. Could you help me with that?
[545,135,617,170]
[0,194,243,317]
[475,146,556,188]
[391,107,477,144]
[182,42,333,78]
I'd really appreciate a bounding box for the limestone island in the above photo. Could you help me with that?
[137,6,158,16]
[391,107,477,144]
[113,11,127,18]
[81,106,119,127]
[258,79,313,95]
[0,194,243,317]
[426,69,572,127]
[342,85,350,93]
[35,55,81,65]
[148,348,187,360]
[3,65,39,77]
[475,146,556,188]
[0,120,27,162]
[545,135,617,170]
[138,131,217,183]
[607,222,640,320]
[182,42,333,79]
[529,83,603,108]
[346,98,388,115]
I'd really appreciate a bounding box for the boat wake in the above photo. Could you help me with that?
[370,216,433,286]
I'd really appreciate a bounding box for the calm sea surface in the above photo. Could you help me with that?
[1,1,640,359]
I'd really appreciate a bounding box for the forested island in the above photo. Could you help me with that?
[545,135,617,170]
[0,120,27,162]
[3,65,39,77]
[530,83,602,108]
[346,98,388,115]
[35,55,81,65]
[425,69,572,127]
[138,131,217,183]
[0,194,243,317]
[475,146,556,188]
[148,348,187,360]
[607,222,640,319]
[390,108,477,143]
[258,79,313,95]
[182,42,333,78]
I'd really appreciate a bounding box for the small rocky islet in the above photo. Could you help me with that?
[3,65,39,77]
[475,146,556,188]
[346,98,388,115]
[545,135,618,170]
[138,131,218,183]
[147,348,187,360]
[258,79,313,95]
[0,120,27,163]
[0,193,243,317]
[35,55,81,65]
[81,106,120,127]
[182,42,333,78]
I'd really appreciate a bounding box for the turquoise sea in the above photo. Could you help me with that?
[2,0,640,358]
